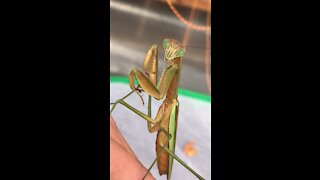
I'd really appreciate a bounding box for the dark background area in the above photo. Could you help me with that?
[2,0,107,179]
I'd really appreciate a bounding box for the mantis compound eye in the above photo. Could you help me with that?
[163,39,170,49]
[175,48,185,57]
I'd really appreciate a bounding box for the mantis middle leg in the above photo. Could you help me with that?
[110,98,177,131]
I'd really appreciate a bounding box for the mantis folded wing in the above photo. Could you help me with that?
[110,39,204,180]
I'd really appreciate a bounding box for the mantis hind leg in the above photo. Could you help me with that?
[162,146,205,180]
[143,127,205,180]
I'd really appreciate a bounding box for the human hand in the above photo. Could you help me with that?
[110,116,155,180]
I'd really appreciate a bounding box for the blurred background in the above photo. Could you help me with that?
[110,0,212,179]
[110,0,211,95]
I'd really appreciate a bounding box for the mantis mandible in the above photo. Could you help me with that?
[110,38,205,180]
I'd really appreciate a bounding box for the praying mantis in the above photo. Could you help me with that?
[110,38,205,180]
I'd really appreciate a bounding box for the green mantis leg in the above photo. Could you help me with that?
[110,90,135,114]
[110,98,176,127]
[110,86,160,132]
[163,146,205,180]
[142,127,205,180]
[146,95,161,133]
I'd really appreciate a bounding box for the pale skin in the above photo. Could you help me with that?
[110,116,155,180]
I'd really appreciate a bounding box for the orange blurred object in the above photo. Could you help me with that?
[159,0,210,12]
[183,141,198,157]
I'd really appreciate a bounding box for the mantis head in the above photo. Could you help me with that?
[162,39,186,63]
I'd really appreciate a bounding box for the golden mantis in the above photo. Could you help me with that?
[110,38,205,180]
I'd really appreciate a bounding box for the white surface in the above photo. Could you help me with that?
[110,83,211,179]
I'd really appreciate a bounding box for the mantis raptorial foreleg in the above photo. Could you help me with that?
[129,64,178,100]
[111,44,158,116]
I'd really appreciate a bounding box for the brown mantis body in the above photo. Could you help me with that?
[111,39,204,180]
